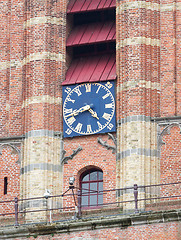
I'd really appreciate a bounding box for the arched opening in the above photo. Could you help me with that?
[80,168,103,208]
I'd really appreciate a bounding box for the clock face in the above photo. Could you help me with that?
[63,81,116,137]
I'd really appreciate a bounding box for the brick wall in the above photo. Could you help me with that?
[0,0,181,229]
[0,0,24,138]
[63,134,117,208]
[13,222,181,240]
[0,147,20,214]
[160,0,181,117]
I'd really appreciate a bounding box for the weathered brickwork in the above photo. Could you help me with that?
[116,0,160,211]
[12,222,181,240]
[160,0,181,116]
[0,0,181,238]
[19,0,67,221]
[63,134,117,208]
[0,147,20,214]
[0,0,24,137]
[160,125,181,197]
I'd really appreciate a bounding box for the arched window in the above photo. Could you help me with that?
[80,169,103,208]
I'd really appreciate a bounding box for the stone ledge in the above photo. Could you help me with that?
[0,209,181,239]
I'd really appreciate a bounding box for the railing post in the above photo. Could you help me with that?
[134,184,139,213]
[14,197,19,226]
[77,190,81,218]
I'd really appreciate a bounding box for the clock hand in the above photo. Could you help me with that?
[78,105,90,112]
[65,105,91,118]
[88,108,99,120]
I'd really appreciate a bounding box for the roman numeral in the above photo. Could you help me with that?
[87,125,92,134]
[85,84,91,92]
[74,87,82,96]
[75,123,83,133]
[96,85,101,94]
[64,108,73,114]
[102,93,110,99]
[67,116,76,125]
[105,103,113,108]
[102,113,111,121]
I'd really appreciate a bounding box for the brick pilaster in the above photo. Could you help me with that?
[21,0,67,220]
[116,0,160,209]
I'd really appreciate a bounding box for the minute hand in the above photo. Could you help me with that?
[88,108,99,120]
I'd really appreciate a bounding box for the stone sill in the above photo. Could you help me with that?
[0,209,181,239]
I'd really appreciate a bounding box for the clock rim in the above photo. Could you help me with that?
[63,82,116,137]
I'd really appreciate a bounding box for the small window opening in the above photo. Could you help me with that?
[80,169,103,208]
[74,8,116,26]
[4,177,8,195]
[72,42,116,57]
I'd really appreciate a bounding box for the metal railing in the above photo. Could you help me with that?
[0,181,181,227]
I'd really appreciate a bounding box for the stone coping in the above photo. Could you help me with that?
[0,209,181,239]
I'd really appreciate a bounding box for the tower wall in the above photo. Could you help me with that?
[0,0,180,223]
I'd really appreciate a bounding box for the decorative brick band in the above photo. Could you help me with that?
[116,1,159,12]
[117,115,151,125]
[23,16,65,29]
[116,1,181,12]
[118,80,160,91]
[0,60,21,71]
[161,3,181,12]
[0,52,65,71]
[21,163,61,175]
[116,37,160,48]
[22,95,62,108]
[117,148,159,160]
[23,52,65,64]
[24,130,62,138]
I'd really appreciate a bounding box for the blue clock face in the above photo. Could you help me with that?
[63,81,116,137]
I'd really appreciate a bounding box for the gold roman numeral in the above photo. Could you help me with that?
[74,87,82,96]
[75,123,83,133]
[67,116,76,125]
[87,124,92,133]
[105,103,113,108]
[85,84,91,92]
[102,113,111,121]
[64,108,73,114]
[102,93,110,99]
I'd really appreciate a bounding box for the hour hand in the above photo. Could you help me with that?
[78,105,90,113]
[89,108,99,120]
[65,105,90,118]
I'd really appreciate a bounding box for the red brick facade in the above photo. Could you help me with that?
[0,0,181,238]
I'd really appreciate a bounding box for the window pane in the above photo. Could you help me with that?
[99,182,103,192]
[98,171,103,180]
[82,183,89,194]
[98,194,103,205]
[90,182,97,192]
[82,174,89,182]
[90,171,98,180]
[90,195,97,206]
[81,195,88,206]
